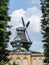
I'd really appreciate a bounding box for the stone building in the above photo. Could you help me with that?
[8,51,44,65]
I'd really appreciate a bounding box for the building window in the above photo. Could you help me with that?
[33,59,36,65]
[44,63,47,65]
[16,58,20,65]
[23,58,28,65]
[9,59,13,65]
[39,58,42,65]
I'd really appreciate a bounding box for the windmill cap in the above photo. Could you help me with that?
[16,27,26,31]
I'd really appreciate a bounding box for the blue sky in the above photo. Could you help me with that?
[9,0,40,14]
[8,0,44,53]
[9,0,32,13]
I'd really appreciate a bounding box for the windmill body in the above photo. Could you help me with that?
[16,27,27,42]
[11,17,32,51]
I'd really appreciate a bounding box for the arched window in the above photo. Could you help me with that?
[9,59,13,65]
[33,58,36,65]
[23,58,28,65]
[39,58,42,65]
[16,58,20,65]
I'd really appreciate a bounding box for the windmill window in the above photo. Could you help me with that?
[21,43,23,46]
[17,42,20,45]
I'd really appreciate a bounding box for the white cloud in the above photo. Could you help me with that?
[26,7,41,17]
[11,9,25,18]
[28,15,41,32]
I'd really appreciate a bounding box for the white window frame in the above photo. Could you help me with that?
[9,59,13,65]
[33,58,36,65]
[23,58,28,65]
[39,58,42,65]
[16,58,20,65]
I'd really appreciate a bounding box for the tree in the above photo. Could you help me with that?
[0,0,11,62]
[40,0,49,62]
[12,62,18,65]
[0,62,4,65]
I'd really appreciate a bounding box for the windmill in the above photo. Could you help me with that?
[11,17,32,51]
[16,17,32,50]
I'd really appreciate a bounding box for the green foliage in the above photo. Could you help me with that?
[40,0,49,62]
[0,62,4,65]
[0,0,11,62]
[12,62,18,65]
[9,62,18,65]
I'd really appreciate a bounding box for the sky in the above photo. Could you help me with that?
[8,0,44,53]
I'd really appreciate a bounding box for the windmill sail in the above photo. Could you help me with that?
[26,30,31,42]
[26,21,30,28]
[21,17,25,27]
